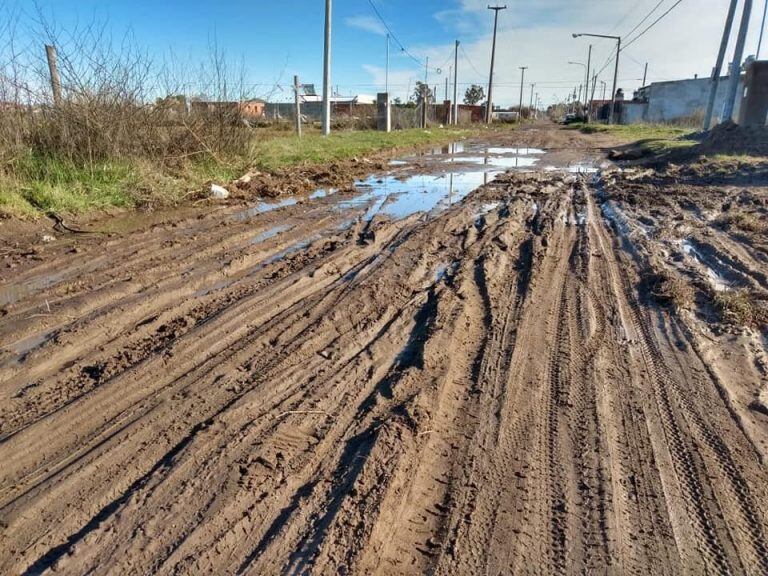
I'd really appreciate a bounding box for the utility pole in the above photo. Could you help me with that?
[759,0,768,59]
[529,82,535,118]
[486,5,507,123]
[574,34,622,124]
[535,92,539,119]
[45,45,62,106]
[601,80,607,102]
[445,75,449,101]
[322,0,332,136]
[585,44,592,108]
[453,40,459,125]
[722,0,753,123]
[293,75,302,138]
[385,33,390,97]
[422,56,430,128]
[642,62,648,87]
[704,0,738,130]
[518,66,527,122]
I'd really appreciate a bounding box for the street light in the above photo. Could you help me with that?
[573,33,620,124]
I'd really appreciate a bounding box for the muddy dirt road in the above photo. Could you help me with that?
[2,125,768,575]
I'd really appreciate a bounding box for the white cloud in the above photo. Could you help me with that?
[346,15,387,36]
[415,0,767,107]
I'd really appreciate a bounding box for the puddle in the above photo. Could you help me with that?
[234,197,299,220]
[475,202,501,217]
[445,156,538,169]
[568,163,598,174]
[310,188,336,199]
[681,240,731,292]
[484,147,545,155]
[251,224,291,245]
[341,171,501,221]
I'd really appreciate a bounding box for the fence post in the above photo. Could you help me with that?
[45,45,62,106]
[293,75,302,138]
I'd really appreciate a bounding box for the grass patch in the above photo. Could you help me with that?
[713,289,768,328]
[570,122,696,155]
[249,127,477,172]
[0,127,480,218]
[648,270,695,311]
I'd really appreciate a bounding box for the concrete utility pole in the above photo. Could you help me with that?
[385,33,390,97]
[322,0,332,136]
[293,75,302,138]
[486,5,507,123]
[759,0,768,59]
[585,44,592,108]
[529,82,535,117]
[518,66,527,122]
[45,45,62,106]
[573,33,621,124]
[453,40,459,125]
[722,0,753,123]
[601,80,607,102]
[422,56,430,128]
[704,0,738,130]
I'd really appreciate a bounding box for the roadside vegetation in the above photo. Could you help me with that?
[0,11,482,219]
[569,122,696,155]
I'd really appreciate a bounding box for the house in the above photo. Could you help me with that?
[620,74,745,125]
[239,99,266,119]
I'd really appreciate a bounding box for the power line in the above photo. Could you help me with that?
[459,44,485,79]
[366,0,423,67]
[592,0,684,81]
[623,0,666,40]
[623,0,685,50]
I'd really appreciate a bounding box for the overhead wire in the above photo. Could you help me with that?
[366,0,424,67]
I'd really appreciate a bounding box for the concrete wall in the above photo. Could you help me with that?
[624,76,744,124]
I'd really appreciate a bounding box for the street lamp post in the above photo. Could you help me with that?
[573,33,620,124]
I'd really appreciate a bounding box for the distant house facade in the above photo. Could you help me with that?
[620,75,745,125]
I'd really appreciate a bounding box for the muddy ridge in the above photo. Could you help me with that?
[1,125,767,575]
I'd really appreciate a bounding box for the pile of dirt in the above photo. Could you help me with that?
[232,158,386,199]
[699,121,768,156]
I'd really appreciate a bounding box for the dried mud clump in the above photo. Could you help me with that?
[712,289,768,329]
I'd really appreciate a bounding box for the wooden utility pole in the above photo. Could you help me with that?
[293,75,302,138]
[45,45,62,105]
[486,5,507,123]
[642,62,648,87]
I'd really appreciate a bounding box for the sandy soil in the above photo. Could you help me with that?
[1,124,767,575]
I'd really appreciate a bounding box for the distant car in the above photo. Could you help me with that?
[561,113,586,125]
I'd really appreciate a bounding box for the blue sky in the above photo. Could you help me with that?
[10,0,768,106]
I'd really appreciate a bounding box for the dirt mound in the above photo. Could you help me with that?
[700,121,768,156]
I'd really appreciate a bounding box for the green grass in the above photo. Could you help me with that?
[569,122,697,155]
[0,126,480,218]
[248,127,477,172]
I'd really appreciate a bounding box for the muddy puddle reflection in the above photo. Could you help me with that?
[342,143,543,220]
